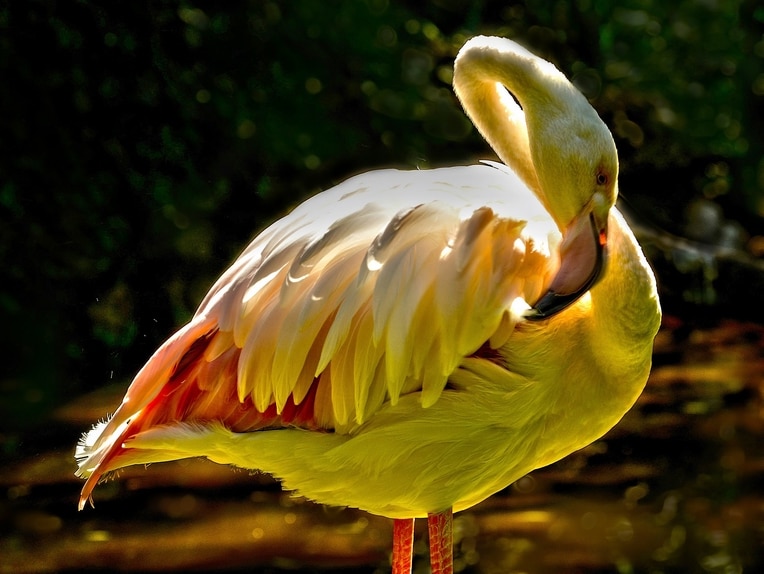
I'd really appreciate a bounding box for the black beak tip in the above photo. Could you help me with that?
[523,291,569,322]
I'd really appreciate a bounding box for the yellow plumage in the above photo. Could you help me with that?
[75,35,661,574]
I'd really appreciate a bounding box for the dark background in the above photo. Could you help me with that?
[1,1,763,572]
[2,0,763,430]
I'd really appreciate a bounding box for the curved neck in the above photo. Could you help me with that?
[590,209,661,367]
[453,62,540,195]
[452,36,600,229]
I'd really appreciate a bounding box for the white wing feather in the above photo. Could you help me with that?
[190,162,559,429]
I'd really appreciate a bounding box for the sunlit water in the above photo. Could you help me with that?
[2,318,762,573]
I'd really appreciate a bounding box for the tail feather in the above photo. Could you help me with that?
[74,312,326,509]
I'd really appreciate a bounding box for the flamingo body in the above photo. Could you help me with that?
[76,36,661,573]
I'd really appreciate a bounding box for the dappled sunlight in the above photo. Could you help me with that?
[3,1,763,572]
[2,318,763,572]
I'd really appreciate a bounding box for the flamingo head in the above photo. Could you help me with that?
[452,36,621,320]
[518,55,619,320]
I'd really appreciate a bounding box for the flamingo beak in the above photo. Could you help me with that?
[525,211,607,321]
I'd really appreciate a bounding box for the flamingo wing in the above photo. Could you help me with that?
[76,163,559,506]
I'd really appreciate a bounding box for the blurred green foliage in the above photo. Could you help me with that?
[1,0,762,428]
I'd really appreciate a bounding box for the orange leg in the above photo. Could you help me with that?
[427,509,454,574]
[392,518,415,574]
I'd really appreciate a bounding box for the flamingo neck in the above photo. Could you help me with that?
[453,59,540,196]
[589,210,661,371]
[452,36,604,230]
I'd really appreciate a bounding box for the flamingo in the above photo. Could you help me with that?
[75,36,661,573]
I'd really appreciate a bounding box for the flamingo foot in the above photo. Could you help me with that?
[428,509,454,574]
[392,518,415,574]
